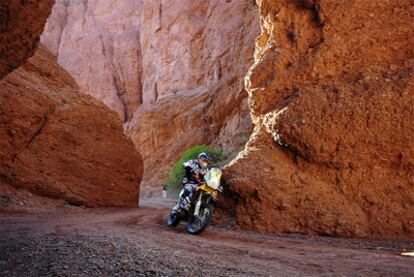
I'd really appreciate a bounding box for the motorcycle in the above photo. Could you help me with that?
[167,167,223,235]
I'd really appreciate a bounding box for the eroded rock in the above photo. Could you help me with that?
[127,0,259,195]
[223,0,414,239]
[41,0,260,196]
[0,0,54,78]
[128,80,252,196]
[0,45,143,207]
[41,0,144,121]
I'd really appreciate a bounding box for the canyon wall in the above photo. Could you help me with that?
[41,0,144,122]
[41,0,260,196]
[222,0,414,239]
[0,0,54,78]
[40,0,414,239]
[0,45,143,208]
[127,0,259,195]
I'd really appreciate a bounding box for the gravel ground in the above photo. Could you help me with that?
[0,232,258,277]
[0,202,413,276]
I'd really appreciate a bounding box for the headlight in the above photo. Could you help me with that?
[208,181,219,190]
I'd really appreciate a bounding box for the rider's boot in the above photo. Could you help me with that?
[171,202,180,214]
[172,193,191,213]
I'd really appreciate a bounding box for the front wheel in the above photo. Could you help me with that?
[186,202,214,235]
[167,211,181,227]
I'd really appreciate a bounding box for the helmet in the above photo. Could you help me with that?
[198,152,212,166]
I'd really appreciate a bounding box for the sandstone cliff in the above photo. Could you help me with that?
[42,0,260,196]
[0,45,143,208]
[222,0,414,239]
[41,0,144,122]
[127,0,259,195]
[40,0,414,239]
[0,0,54,78]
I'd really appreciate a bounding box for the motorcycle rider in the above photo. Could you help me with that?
[172,152,213,212]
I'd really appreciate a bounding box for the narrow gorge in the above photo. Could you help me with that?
[1,0,414,275]
[1,0,413,240]
[40,0,260,196]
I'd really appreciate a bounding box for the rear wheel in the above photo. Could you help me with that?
[186,202,214,235]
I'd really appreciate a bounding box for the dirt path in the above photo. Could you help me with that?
[0,200,413,276]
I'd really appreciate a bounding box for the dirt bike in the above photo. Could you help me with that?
[167,167,223,235]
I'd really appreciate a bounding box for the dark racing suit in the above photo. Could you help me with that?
[178,159,209,210]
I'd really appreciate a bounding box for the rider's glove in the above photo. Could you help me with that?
[193,173,201,183]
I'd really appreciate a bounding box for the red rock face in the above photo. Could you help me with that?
[41,0,144,122]
[128,80,253,196]
[42,0,260,196]
[127,0,259,196]
[222,0,414,239]
[0,0,54,78]
[0,45,143,208]
[39,0,413,239]
[138,0,258,103]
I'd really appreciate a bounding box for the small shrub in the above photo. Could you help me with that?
[165,145,222,188]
